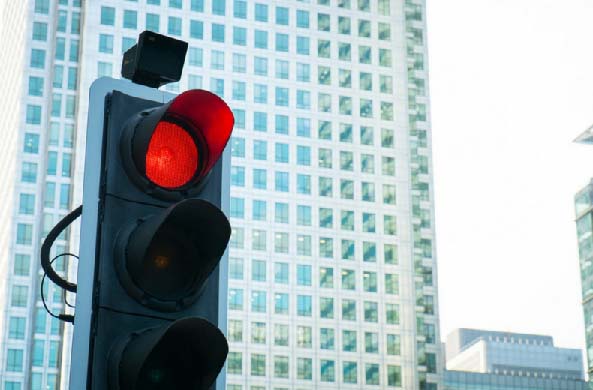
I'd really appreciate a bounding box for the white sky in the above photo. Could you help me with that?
[427,0,593,351]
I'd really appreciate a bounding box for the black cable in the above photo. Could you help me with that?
[64,294,75,309]
[62,254,79,309]
[41,253,79,323]
[40,205,82,293]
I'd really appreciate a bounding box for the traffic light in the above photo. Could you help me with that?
[69,78,234,389]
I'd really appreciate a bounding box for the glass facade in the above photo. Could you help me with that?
[575,182,593,376]
[0,0,441,389]
[444,371,589,390]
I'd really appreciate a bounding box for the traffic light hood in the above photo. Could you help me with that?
[115,199,231,312]
[110,317,229,390]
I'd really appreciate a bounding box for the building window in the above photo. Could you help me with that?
[251,354,266,376]
[212,0,226,15]
[32,22,48,42]
[298,328,312,348]
[319,267,333,288]
[274,262,289,284]
[320,328,334,350]
[320,297,334,319]
[168,17,182,36]
[275,33,289,52]
[146,13,160,32]
[275,172,289,192]
[387,334,401,355]
[297,295,312,316]
[252,259,266,282]
[297,264,312,286]
[274,355,289,378]
[18,194,35,215]
[21,162,37,183]
[233,0,247,18]
[188,47,203,67]
[190,0,203,11]
[123,10,137,29]
[250,58,265,77]
[297,205,312,226]
[364,301,378,322]
[99,34,114,53]
[4,382,21,390]
[228,288,244,310]
[11,285,28,307]
[13,254,30,276]
[227,352,242,375]
[252,229,266,251]
[228,319,243,342]
[343,361,358,384]
[252,169,266,189]
[338,16,351,34]
[275,143,289,163]
[16,224,32,246]
[297,357,313,380]
[276,6,289,25]
[229,257,243,280]
[230,227,244,249]
[319,237,333,257]
[274,324,289,346]
[320,360,335,382]
[252,200,266,221]
[366,364,380,385]
[297,234,312,256]
[297,10,309,28]
[342,299,356,320]
[386,303,400,324]
[6,349,23,372]
[8,317,26,340]
[34,0,50,13]
[251,291,266,313]
[30,49,46,69]
[254,3,268,22]
[387,365,402,387]
[274,293,288,315]
[274,232,289,253]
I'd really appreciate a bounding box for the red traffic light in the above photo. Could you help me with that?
[145,122,198,189]
[121,89,234,194]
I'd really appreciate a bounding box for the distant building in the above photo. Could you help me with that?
[444,371,589,390]
[574,127,593,377]
[575,181,593,376]
[444,328,588,390]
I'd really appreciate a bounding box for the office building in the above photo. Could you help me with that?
[0,0,440,389]
[574,127,593,377]
[444,328,588,390]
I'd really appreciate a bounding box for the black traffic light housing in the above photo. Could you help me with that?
[82,87,233,390]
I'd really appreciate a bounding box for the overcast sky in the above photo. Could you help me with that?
[427,0,593,351]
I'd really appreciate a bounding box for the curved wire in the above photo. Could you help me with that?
[41,253,79,323]
[40,205,82,293]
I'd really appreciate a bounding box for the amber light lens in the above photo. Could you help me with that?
[145,122,198,189]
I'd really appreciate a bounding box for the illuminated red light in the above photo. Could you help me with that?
[145,122,198,189]
[129,89,233,192]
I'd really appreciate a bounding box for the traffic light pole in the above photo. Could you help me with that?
[70,77,176,389]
